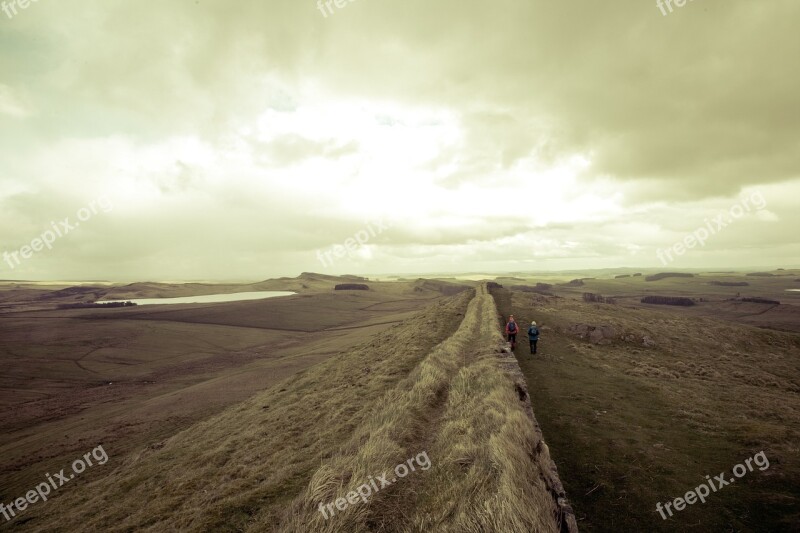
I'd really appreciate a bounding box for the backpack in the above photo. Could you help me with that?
[508,321,517,333]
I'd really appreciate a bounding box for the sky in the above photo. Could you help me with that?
[1,0,798,281]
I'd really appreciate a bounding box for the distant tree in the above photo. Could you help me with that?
[334,284,369,291]
[645,272,694,282]
[57,301,136,309]
[583,293,616,304]
[640,296,695,306]
[740,297,780,305]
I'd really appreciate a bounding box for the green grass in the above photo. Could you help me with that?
[492,285,800,532]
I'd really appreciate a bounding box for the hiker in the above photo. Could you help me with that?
[528,321,540,355]
[505,315,518,349]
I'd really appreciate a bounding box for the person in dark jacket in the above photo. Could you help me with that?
[527,321,540,355]
[505,315,519,349]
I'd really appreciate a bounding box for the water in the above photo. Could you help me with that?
[102,291,296,306]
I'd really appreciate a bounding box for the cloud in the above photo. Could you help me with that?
[0,84,31,117]
[0,0,798,279]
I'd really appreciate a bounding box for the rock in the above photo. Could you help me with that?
[568,324,591,338]
[589,329,605,343]
[569,323,615,344]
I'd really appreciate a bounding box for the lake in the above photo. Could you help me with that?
[102,291,296,306]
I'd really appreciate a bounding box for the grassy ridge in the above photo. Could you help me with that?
[19,292,473,531]
[0,286,440,503]
[281,284,567,532]
[20,285,572,532]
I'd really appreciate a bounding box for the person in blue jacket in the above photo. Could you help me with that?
[527,321,540,355]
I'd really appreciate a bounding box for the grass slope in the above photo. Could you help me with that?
[0,288,437,501]
[18,286,571,532]
[493,286,800,532]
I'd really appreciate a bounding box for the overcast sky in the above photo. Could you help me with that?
[1,0,798,281]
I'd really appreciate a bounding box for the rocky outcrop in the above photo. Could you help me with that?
[567,324,657,347]
[568,324,616,344]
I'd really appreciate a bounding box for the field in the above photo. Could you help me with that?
[2,279,574,532]
[492,269,800,532]
[1,270,798,531]
[0,275,449,506]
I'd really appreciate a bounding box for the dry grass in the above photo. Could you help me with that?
[401,289,567,533]
[0,285,440,502]
[279,285,565,532]
[17,285,570,532]
[16,291,471,532]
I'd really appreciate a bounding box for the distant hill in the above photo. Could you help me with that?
[645,272,694,282]
[36,286,107,301]
[413,279,472,296]
[297,272,368,283]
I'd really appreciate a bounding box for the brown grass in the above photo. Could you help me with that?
[279,285,564,532]
[0,285,440,502]
[17,285,570,532]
